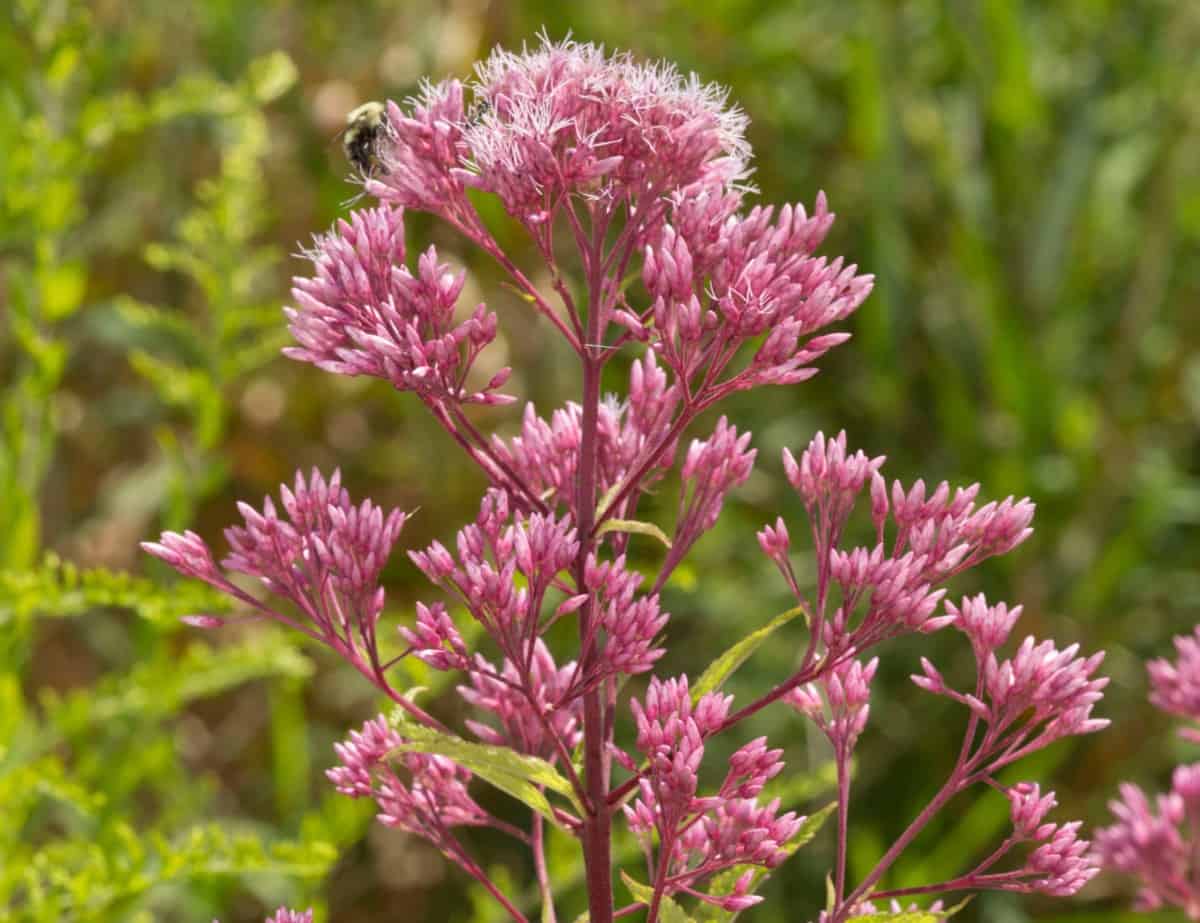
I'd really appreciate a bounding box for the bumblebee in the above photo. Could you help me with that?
[466,97,491,127]
[342,101,388,176]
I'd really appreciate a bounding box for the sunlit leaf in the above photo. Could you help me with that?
[389,714,584,823]
[691,605,808,701]
[596,517,673,549]
[621,871,694,923]
[848,897,971,923]
[245,51,298,104]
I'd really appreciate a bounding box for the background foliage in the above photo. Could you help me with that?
[1,0,1196,920]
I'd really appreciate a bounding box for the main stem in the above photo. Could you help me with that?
[577,328,613,920]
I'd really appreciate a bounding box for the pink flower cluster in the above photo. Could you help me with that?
[759,431,1104,910]
[459,639,583,759]
[217,909,313,923]
[1096,627,1200,917]
[286,205,510,406]
[143,469,406,677]
[760,430,1041,657]
[1000,783,1097,896]
[633,194,870,395]
[144,35,1112,923]
[1096,767,1200,915]
[1148,626,1200,738]
[620,676,801,912]
[328,715,491,847]
[264,910,312,923]
[374,40,750,228]
[407,485,672,701]
[914,596,1109,771]
[786,657,878,756]
[489,354,681,520]
[408,489,579,667]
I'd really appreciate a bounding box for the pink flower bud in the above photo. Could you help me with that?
[264,910,313,923]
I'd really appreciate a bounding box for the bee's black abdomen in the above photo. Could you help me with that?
[345,132,378,174]
[342,101,387,177]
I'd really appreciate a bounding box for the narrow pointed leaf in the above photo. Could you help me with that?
[848,898,972,923]
[389,712,584,822]
[596,518,673,549]
[621,871,694,923]
[594,481,625,521]
[692,605,808,701]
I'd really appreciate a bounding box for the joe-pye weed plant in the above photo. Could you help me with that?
[1096,626,1200,916]
[145,37,1109,923]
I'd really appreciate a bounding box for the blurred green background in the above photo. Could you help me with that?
[2,0,1198,920]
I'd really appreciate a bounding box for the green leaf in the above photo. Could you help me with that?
[12,822,336,920]
[0,554,232,627]
[938,897,972,919]
[593,481,624,521]
[24,634,313,766]
[245,51,298,104]
[620,871,694,923]
[389,713,584,823]
[595,517,672,549]
[691,605,808,701]
[501,281,539,304]
[39,260,86,320]
[847,898,971,923]
[792,800,838,851]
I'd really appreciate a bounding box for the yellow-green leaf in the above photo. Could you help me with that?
[621,871,694,923]
[39,260,86,320]
[389,713,584,823]
[594,481,624,521]
[692,605,808,701]
[245,51,298,103]
[596,518,672,549]
[848,898,971,923]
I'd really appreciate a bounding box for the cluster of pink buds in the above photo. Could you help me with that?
[408,488,580,666]
[458,639,583,759]
[673,417,755,555]
[634,194,870,396]
[786,657,878,756]
[620,676,802,912]
[1095,627,1200,917]
[758,429,1105,915]
[144,34,1112,923]
[143,469,408,683]
[1096,766,1200,915]
[913,596,1109,771]
[585,552,670,677]
[1148,626,1200,737]
[997,783,1097,896]
[287,205,511,406]
[264,909,313,923]
[489,354,681,520]
[327,715,501,860]
[760,429,1042,662]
